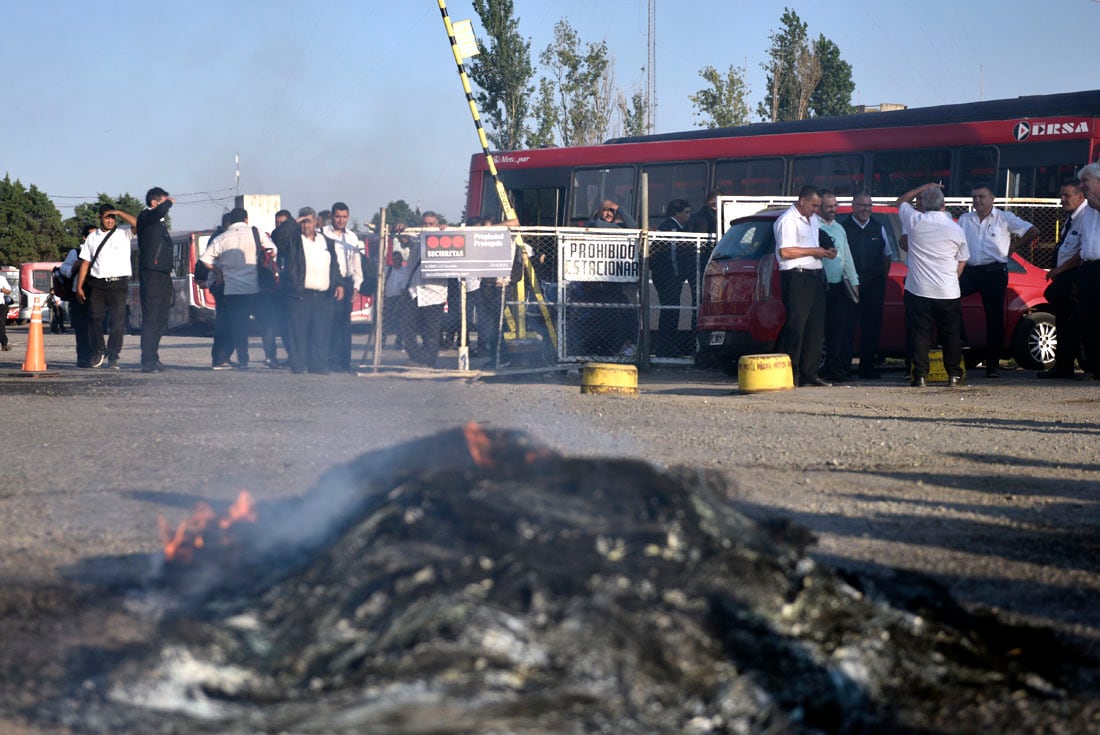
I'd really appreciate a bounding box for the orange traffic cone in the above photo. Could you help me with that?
[21,296,46,372]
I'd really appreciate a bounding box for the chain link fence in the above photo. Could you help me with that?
[361,226,713,370]
[359,198,1059,371]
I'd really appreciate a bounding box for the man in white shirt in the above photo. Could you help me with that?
[773,185,836,387]
[76,204,137,369]
[895,183,969,387]
[1038,181,1090,379]
[1075,162,1100,379]
[958,185,1039,378]
[322,201,363,373]
[199,207,277,370]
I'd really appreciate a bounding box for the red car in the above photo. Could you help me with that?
[697,207,1057,376]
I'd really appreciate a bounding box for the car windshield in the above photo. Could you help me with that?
[711,219,774,261]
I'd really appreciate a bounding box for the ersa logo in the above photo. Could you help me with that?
[1013,119,1090,141]
[424,233,466,258]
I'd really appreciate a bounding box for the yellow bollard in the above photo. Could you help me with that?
[581,362,638,396]
[737,354,794,393]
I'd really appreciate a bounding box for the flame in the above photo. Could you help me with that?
[463,422,494,467]
[158,491,258,563]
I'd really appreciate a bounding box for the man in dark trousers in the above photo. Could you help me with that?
[841,193,892,378]
[1038,181,1089,378]
[136,186,175,373]
[774,185,835,387]
[651,198,694,357]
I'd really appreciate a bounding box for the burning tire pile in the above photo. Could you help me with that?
[24,426,1100,733]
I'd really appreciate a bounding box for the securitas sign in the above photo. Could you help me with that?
[1013,119,1090,142]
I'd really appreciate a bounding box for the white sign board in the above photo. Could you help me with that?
[559,233,639,282]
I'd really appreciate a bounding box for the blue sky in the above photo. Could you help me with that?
[2,0,1098,232]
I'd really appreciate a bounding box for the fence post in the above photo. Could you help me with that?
[639,172,651,370]
[370,208,387,369]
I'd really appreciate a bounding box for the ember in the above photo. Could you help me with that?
[157,491,257,563]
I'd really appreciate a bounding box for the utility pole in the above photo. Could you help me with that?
[646,0,656,133]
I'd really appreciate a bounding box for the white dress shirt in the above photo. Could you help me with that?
[1057,200,1091,267]
[301,232,332,292]
[1078,205,1100,261]
[774,204,821,271]
[898,203,969,299]
[79,227,132,279]
[323,225,364,292]
[958,208,1033,266]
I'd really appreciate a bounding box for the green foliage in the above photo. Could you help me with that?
[526,77,559,148]
[618,90,647,137]
[468,0,533,150]
[0,174,74,265]
[65,192,145,242]
[690,65,749,129]
[538,19,612,146]
[756,8,852,122]
[370,200,448,229]
[757,8,811,122]
[809,36,855,117]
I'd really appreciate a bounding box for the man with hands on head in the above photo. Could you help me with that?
[894,182,968,388]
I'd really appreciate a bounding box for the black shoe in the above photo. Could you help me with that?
[947,375,967,387]
[858,368,881,379]
[802,375,833,387]
[985,365,1001,378]
[1036,368,1074,380]
[910,376,926,387]
[155,361,168,372]
[141,365,157,374]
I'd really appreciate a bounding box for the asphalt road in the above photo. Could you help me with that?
[2,325,1098,657]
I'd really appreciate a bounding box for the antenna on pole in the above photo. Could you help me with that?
[234,154,240,194]
[979,64,983,101]
[646,0,656,133]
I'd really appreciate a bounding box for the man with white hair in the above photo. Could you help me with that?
[1075,162,1100,377]
[894,182,969,388]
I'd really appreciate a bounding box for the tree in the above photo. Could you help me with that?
[690,65,750,129]
[537,19,612,147]
[809,36,855,117]
[617,90,647,137]
[0,174,74,264]
[467,0,534,150]
[757,8,810,123]
[526,77,559,148]
[65,192,145,243]
[370,200,447,229]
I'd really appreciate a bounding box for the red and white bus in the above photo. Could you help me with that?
[465,88,1100,231]
[16,262,61,323]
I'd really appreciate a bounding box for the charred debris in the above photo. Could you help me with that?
[44,426,1100,734]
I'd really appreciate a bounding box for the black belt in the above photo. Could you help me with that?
[89,275,128,282]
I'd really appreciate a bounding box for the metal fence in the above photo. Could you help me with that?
[362,226,712,370]
[362,198,1060,371]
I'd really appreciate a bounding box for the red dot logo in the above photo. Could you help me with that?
[440,236,453,249]
[427,235,440,249]
[452,235,465,249]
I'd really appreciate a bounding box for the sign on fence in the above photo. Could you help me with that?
[559,233,639,282]
[420,227,514,278]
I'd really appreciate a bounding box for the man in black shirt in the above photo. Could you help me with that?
[136,186,175,373]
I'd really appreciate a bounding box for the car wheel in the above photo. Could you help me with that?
[1011,311,1056,370]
